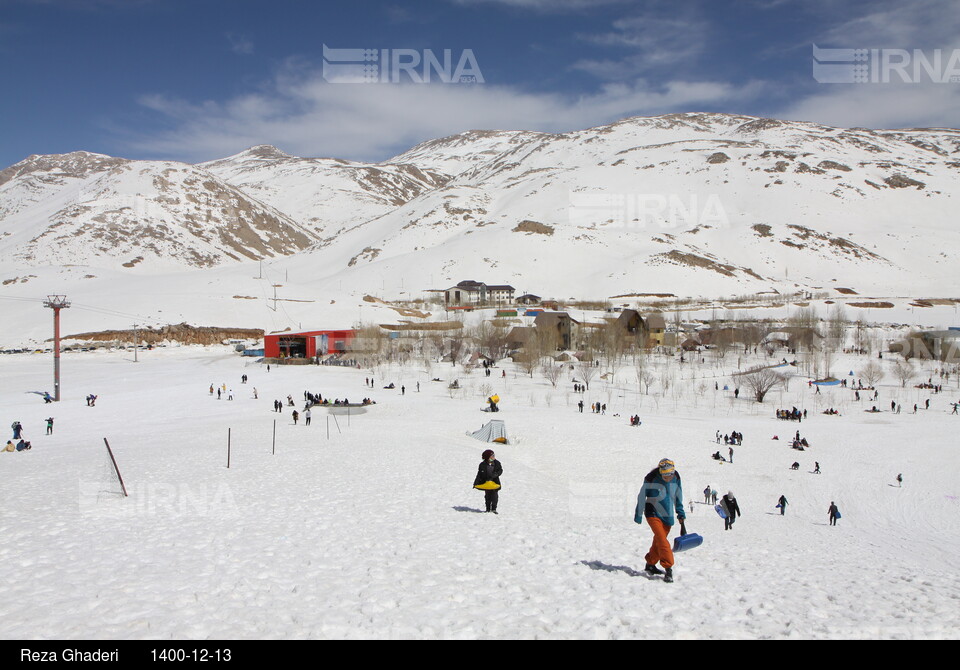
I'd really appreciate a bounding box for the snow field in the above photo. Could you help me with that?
[1,347,958,639]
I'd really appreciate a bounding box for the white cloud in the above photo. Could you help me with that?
[572,11,711,82]
[126,63,765,163]
[226,33,254,56]
[776,83,960,130]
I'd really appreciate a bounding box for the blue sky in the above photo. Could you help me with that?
[2,0,959,167]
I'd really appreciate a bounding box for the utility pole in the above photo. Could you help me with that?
[43,295,70,401]
[271,285,281,311]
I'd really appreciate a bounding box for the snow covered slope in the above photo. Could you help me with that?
[1,347,957,639]
[0,152,316,271]
[201,145,448,239]
[311,113,960,298]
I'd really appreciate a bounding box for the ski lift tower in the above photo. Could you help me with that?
[43,295,70,401]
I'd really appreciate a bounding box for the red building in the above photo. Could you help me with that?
[263,329,356,359]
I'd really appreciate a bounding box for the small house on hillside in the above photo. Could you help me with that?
[616,310,667,347]
[516,293,541,306]
[534,312,580,350]
[445,280,515,307]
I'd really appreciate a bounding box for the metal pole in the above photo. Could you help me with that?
[44,295,70,402]
[227,428,231,469]
[272,419,276,455]
[103,438,128,497]
[53,306,61,400]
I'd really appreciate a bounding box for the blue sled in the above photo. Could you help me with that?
[673,533,703,553]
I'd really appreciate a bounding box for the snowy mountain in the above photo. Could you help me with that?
[0,152,316,271]
[1,113,959,344]
[200,145,449,240]
[307,113,960,298]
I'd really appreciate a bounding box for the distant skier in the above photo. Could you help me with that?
[896,473,903,488]
[720,491,741,531]
[636,458,685,583]
[814,462,821,474]
[777,494,788,516]
[45,418,54,436]
[828,501,840,526]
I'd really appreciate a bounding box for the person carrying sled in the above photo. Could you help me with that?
[828,501,840,526]
[720,491,741,530]
[635,458,685,583]
[777,494,788,516]
[473,449,502,514]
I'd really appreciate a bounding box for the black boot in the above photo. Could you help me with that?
[644,563,663,575]
[664,568,674,583]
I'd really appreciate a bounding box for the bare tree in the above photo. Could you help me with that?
[601,321,627,383]
[578,356,598,391]
[892,359,916,388]
[736,366,786,402]
[860,360,884,388]
[541,360,564,388]
[826,304,848,349]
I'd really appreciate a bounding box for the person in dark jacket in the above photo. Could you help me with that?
[473,449,503,514]
[635,458,685,582]
[777,494,788,516]
[720,491,741,530]
[828,501,840,526]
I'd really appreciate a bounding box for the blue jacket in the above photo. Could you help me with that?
[635,469,685,526]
